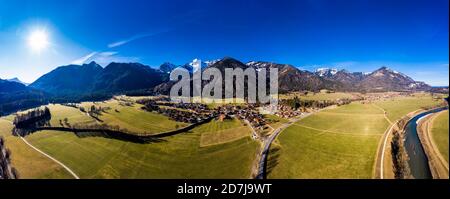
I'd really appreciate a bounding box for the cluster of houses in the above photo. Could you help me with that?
[156,108,212,124]
[275,104,302,118]
[214,104,267,132]
[137,99,213,123]
[136,98,269,133]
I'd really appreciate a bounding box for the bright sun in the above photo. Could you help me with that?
[27,29,49,52]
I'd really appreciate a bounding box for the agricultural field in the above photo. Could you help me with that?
[79,100,188,135]
[374,95,443,122]
[267,102,388,178]
[267,95,446,179]
[431,110,449,163]
[0,118,72,179]
[23,117,260,179]
[199,118,252,147]
[47,104,97,127]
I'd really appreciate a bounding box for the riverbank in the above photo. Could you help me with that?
[378,109,423,179]
[416,111,449,179]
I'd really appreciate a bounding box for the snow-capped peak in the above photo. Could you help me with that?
[187,58,220,72]
[315,68,338,77]
[204,59,221,66]
[246,61,271,68]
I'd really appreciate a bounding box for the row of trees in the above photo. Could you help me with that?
[390,116,412,179]
[281,96,352,110]
[13,107,51,128]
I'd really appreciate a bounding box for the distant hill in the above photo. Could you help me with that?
[6,77,29,86]
[247,61,342,92]
[2,56,439,117]
[155,57,434,94]
[29,61,168,97]
[0,78,28,93]
[30,61,103,96]
[315,66,431,92]
[93,62,167,93]
[0,79,47,116]
[357,66,431,91]
[2,57,439,115]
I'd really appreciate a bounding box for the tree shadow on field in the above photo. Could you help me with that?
[73,131,167,144]
[265,146,281,176]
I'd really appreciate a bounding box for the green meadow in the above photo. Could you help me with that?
[79,100,188,134]
[374,96,442,122]
[0,118,72,179]
[431,110,449,163]
[268,95,444,179]
[267,102,387,178]
[24,118,260,179]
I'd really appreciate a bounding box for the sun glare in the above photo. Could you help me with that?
[27,29,49,52]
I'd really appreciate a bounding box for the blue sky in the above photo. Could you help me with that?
[0,0,448,86]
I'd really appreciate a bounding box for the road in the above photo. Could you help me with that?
[255,113,311,179]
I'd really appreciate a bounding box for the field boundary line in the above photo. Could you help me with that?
[319,111,384,116]
[292,123,383,136]
[199,126,252,147]
[372,104,393,124]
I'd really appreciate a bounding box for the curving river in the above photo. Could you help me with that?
[403,107,448,179]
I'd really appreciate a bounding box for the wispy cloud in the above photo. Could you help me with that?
[71,52,98,65]
[107,30,171,48]
[71,51,138,66]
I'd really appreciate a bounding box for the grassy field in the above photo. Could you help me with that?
[268,95,445,179]
[267,102,389,178]
[0,118,72,179]
[24,118,260,178]
[431,110,449,163]
[47,104,97,127]
[79,100,188,135]
[264,114,289,130]
[374,96,442,122]
[200,118,252,147]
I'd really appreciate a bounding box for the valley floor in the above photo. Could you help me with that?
[267,95,443,179]
[0,93,446,179]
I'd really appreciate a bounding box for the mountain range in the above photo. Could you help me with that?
[0,57,441,115]
[5,77,29,86]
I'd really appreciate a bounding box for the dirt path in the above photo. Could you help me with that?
[417,111,449,179]
[18,135,80,179]
[372,104,393,125]
[3,119,80,179]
